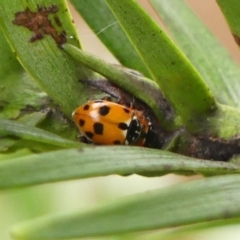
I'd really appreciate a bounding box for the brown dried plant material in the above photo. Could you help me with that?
[12,5,66,45]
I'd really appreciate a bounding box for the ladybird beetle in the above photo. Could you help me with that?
[72,100,157,147]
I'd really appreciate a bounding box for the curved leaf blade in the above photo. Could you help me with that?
[150,0,240,107]
[0,0,93,116]
[105,0,216,123]
[0,146,238,189]
[62,44,166,122]
[69,0,151,77]
[216,0,240,40]
[0,119,80,148]
[11,175,240,239]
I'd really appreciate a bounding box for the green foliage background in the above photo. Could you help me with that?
[1,0,240,239]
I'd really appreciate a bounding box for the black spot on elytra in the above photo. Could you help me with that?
[85,131,94,139]
[113,140,121,145]
[79,119,85,127]
[83,104,90,110]
[118,122,128,130]
[94,122,104,135]
[99,106,110,116]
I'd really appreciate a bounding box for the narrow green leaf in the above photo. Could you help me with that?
[62,43,166,122]
[11,175,240,239]
[150,0,240,107]
[163,217,240,240]
[0,119,80,148]
[216,0,240,39]
[69,0,151,77]
[0,0,93,116]
[0,147,238,189]
[105,0,216,124]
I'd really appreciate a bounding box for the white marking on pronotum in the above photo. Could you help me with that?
[89,109,100,121]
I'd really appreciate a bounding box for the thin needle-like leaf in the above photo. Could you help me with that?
[0,0,93,116]
[11,175,240,239]
[0,147,238,189]
[150,0,240,107]
[62,44,166,122]
[69,0,151,77]
[0,119,80,148]
[216,0,240,41]
[105,0,216,124]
